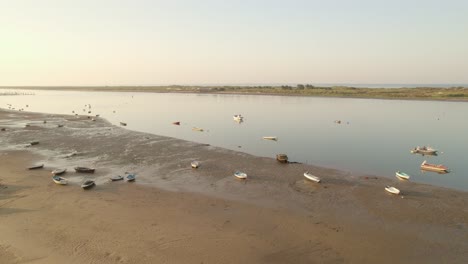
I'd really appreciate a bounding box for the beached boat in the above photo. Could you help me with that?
[276,154,288,163]
[192,127,204,132]
[263,136,277,141]
[30,141,39,146]
[126,174,136,182]
[120,122,127,126]
[410,146,437,155]
[110,175,124,181]
[51,168,67,175]
[420,160,448,172]
[234,171,247,179]
[395,171,410,180]
[304,172,321,183]
[74,167,95,173]
[172,121,180,125]
[385,186,400,195]
[81,180,95,189]
[191,161,200,169]
[52,176,68,185]
[28,164,44,170]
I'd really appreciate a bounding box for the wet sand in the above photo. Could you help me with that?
[1,109,467,263]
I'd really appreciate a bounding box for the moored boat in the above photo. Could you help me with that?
[28,164,44,170]
[234,171,247,179]
[172,121,180,125]
[304,172,321,183]
[126,174,136,181]
[110,175,124,181]
[410,146,437,155]
[120,122,127,126]
[263,136,277,141]
[420,160,448,172]
[51,168,67,175]
[276,154,288,163]
[233,114,243,121]
[192,127,204,132]
[385,186,400,195]
[74,167,95,173]
[81,180,95,189]
[395,171,410,180]
[52,176,68,185]
[191,161,200,168]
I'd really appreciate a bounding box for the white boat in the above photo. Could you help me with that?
[51,168,67,175]
[233,114,243,121]
[192,127,204,132]
[395,171,410,180]
[191,161,200,168]
[385,186,400,195]
[52,176,68,185]
[110,175,124,181]
[303,172,321,183]
[126,174,136,182]
[234,171,247,179]
[262,136,277,141]
[81,180,95,189]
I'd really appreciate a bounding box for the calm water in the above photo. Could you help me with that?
[1,89,467,191]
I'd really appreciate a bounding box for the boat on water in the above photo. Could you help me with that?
[395,171,410,180]
[385,186,400,195]
[172,121,180,125]
[192,127,204,132]
[263,136,277,141]
[276,154,288,163]
[420,160,448,172]
[410,146,437,155]
[120,122,127,126]
[304,172,321,183]
[191,161,200,168]
[234,171,247,179]
[52,176,68,185]
[126,174,136,182]
[110,175,124,181]
[233,114,243,121]
[28,164,44,170]
[51,168,67,175]
[30,141,39,146]
[81,180,95,189]
[74,167,95,173]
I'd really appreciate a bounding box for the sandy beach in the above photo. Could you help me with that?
[1,109,467,264]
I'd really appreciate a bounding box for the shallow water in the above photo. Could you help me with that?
[1,89,467,191]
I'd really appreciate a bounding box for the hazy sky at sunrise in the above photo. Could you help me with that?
[1,0,467,86]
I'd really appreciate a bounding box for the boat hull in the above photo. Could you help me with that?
[304,172,321,183]
[395,172,410,180]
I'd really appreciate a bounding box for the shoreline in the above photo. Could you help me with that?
[1,109,467,263]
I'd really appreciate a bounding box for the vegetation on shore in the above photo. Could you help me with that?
[2,85,468,101]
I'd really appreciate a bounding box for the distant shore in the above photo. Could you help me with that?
[1,109,467,263]
[2,85,468,101]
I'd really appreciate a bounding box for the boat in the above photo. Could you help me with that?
[52,176,68,185]
[395,171,410,180]
[410,146,437,155]
[110,175,124,181]
[276,154,288,163]
[120,122,127,126]
[233,114,243,121]
[191,161,200,169]
[57,124,64,128]
[30,141,39,146]
[81,180,95,189]
[192,127,204,132]
[303,172,321,183]
[51,168,67,175]
[420,160,448,172]
[126,174,136,181]
[74,167,95,173]
[172,121,180,125]
[28,164,44,170]
[234,171,247,179]
[385,186,400,195]
[263,136,277,141]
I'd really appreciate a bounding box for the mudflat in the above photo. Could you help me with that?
[1,109,467,263]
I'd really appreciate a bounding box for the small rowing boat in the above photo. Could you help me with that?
[385,186,400,195]
[263,136,277,141]
[126,174,136,182]
[234,171,247,179]
[81,180,95,189]
[120,122,127,126]
[191,161,200,169]
[74,167,95,173]
[28,164,44,170]
[420,160,448,173]
[51,168,67,175]
[110,175,124,181]
[52,176,68,185]
[395,171,410,180]
[192,127,204,132]
[304,172,321,183]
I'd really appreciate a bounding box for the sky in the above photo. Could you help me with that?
[1,0,467,86]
